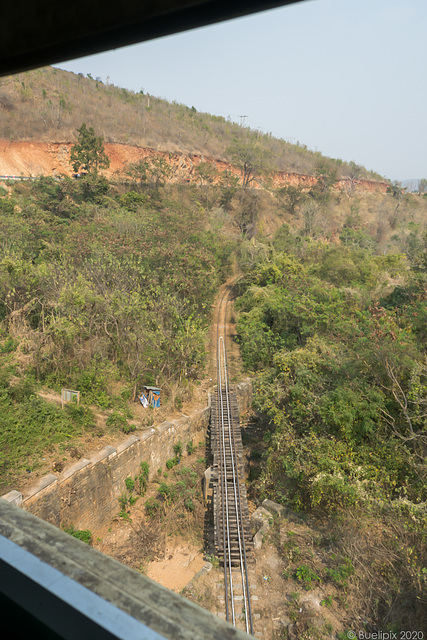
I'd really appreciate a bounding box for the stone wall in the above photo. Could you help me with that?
[234,378,253,413]
[2,380,252,532]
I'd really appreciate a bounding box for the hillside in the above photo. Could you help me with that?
[1,63,427,638]
[0,66,385,182]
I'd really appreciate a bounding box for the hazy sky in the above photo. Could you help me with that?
[56,0,426,181]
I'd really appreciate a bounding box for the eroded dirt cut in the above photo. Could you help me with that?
[0,139,388,193]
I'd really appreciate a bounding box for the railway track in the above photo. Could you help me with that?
[211,280,254,635]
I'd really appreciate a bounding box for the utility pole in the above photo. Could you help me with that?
[239,115,248,128]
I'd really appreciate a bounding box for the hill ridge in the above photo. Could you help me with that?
[0,66,385,182]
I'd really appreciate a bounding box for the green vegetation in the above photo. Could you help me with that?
[64,526,92,544]
[324,557,354,589]
[124,477,135,493]
[118,463,150,516]
[0,381,87,479]
[137,461,150,495]
[235,188,427,629]
[0,170,234,487]
[151,464,200,516]
[186,440,195,455]
[1,69,426,631]
[70,123,110,175]
[145,497,161,518]
[294,564,321,590]
[173,440,183,458]
[237,245,427,513]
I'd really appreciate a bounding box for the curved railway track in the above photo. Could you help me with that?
[212,279,254,635]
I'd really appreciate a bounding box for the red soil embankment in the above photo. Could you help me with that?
[0,139,388,194]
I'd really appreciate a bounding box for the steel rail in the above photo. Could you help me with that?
[217,337,235,625]
[215,281,234,623]
[220,336,250,633]
[220,336,253,635]
[214,277,253,635]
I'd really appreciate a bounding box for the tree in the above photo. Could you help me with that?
[278,185,307,216]
[146,157,171,191]
[194,161,217,187]
[386,181,406,222]
[194,161,218,208]
[125,159,149,188]
[418,178,427,195]
[386,181,405,199]
[227,138,267,190]
[346,161,363,194]
[234,190,261,237]
[309,159,337,204]
[70,123,110,175]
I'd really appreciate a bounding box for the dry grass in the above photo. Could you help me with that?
[266,507,427,635]
[0,66,383,179]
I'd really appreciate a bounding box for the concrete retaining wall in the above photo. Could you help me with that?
[2,380,252,532]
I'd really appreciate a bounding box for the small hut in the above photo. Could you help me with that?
[142,386,162,408]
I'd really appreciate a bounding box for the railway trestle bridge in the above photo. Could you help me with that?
[210,280,254,635]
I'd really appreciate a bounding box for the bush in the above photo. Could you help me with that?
[173,440,183,458]
[184,498,195,512]
[137,461,149,495]
[294,565,321,590]
[125,477,135,493]
[65,403,95,430]
[75,367,113,410]
[8,376,36,403]
[118,493,128,509]
[106,411,134,433]
[166,457,179,470]
[324,557,354,589]
[64,526,92,545]
[158,482,176,503]
[122,422,137,434]
[145,498,160,518]
[0,336,18,353]
[187,440,195,455]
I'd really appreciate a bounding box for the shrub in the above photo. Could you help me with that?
[173,441,183,458]
[137,461,150,495]
[166,457,179,470]
[320,596,333,607]
[0,336,17,353]
[184,498,195,512]
[8,376,36,402]
[294,565,321,590]
[121,422,137,434]
[145,498,160,517]
[125,477,135,493]
[65,403,95,429]
[158,482,177,504]
[187,440,195,455]
[324,557,354,589]
[106,411,134,433]
[64,526,92,545]
[118,493,128,509]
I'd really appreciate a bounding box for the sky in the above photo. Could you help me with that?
[56,0,427,181]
